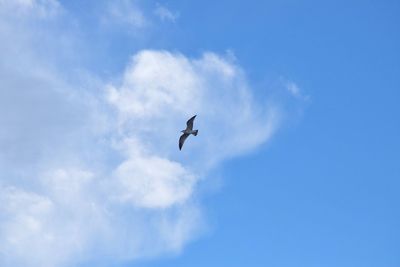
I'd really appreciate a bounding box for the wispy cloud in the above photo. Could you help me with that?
[154,3,179,22]
[285,80,310,101]
[102,0,147,29]
[0,0,60,17]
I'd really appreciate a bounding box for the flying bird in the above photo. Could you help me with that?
[179,115,198,150]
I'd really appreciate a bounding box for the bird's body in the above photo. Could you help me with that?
[181,129,198,135]
[179,115,198,150]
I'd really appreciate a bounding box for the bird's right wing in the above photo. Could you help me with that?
[186,115,196,130]
[179,133,190,150]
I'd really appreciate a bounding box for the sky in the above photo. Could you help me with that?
[0,0,399,267]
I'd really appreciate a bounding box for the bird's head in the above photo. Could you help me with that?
[180,130,185,133]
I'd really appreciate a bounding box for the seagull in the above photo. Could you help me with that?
[179,115,198,150]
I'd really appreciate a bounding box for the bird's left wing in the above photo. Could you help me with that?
[179,133,190,150]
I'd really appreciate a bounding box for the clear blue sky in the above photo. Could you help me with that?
[136,1,400,266]
[0,1,399,267]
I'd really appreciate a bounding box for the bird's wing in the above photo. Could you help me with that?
[179,133,190,150]
[186,115,197,131]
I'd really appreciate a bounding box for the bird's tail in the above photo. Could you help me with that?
[193,130,198,136]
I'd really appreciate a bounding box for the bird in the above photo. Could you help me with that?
[179,115,198,150]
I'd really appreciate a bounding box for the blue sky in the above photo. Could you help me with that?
[0,1,399,267]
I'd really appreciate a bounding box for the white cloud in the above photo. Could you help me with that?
[104,48,281,206]
[113,147,196,208]
[0,47,280,266]
[0,177,103,267]
[154,3,179,22]
[0,2,295,267]
[107,50,279,167]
